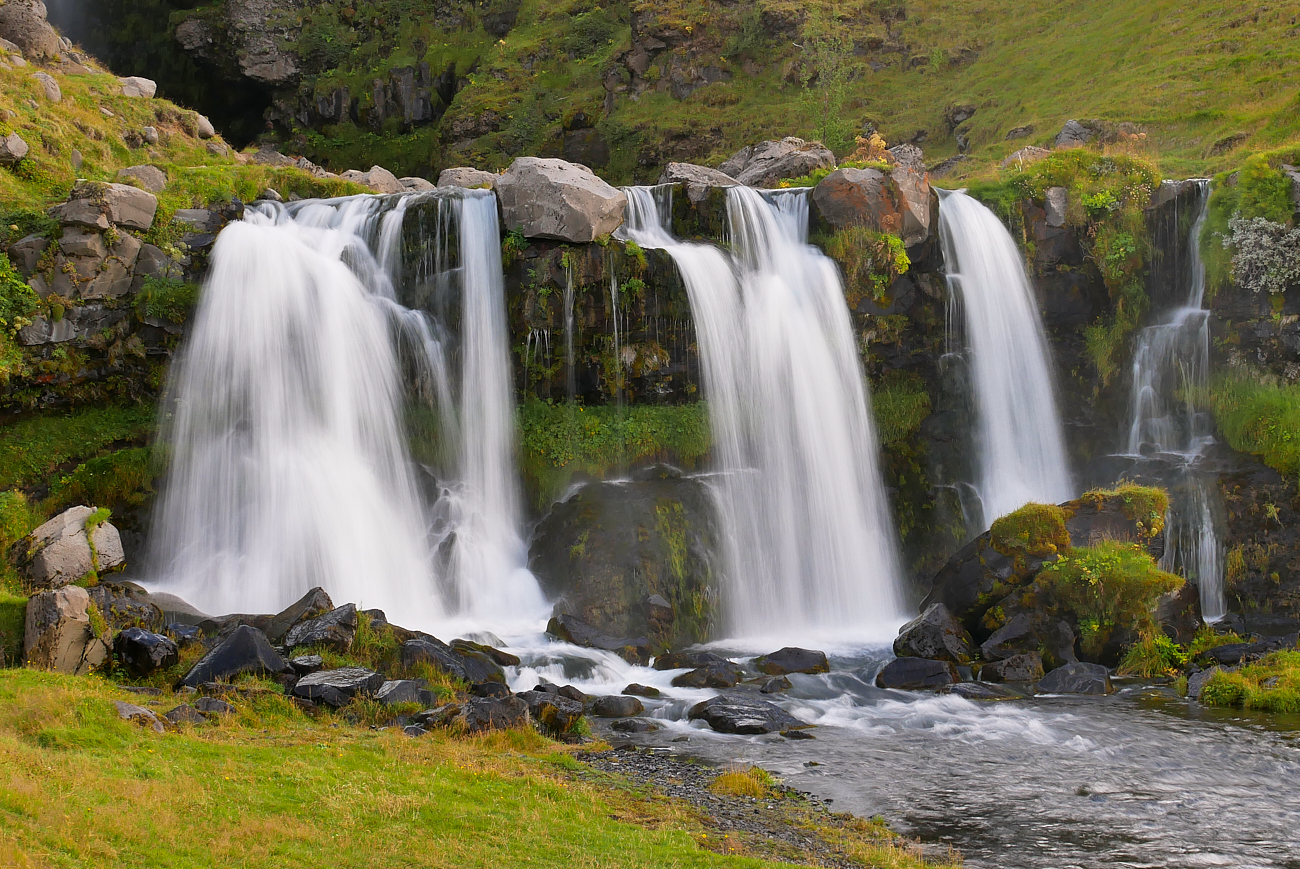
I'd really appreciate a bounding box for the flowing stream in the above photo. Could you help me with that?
[621,185,908,643]
[937,189,1074,526]
[1121,181,1226,621]
[147,190,546,634]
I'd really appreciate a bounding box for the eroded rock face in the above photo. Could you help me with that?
[980,652,1044,683]
[21,506,125,589]
[811,157,935,248]
[456,695,530,733]
[496,157,627,242]
[23,586,111,674]
[656,162,737,204]
[719,137,835,188]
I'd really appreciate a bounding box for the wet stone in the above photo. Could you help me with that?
[875,657,959,690]
[591,695,645,718]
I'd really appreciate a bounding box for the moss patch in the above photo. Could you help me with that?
[1201,649,1300,713]
[871,369,931,447]
[989,503,1071,559]
[1081,483,1169,539]
[1210,367,1300,478]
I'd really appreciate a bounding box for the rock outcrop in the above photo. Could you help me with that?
[438,167,498,189]
[0,0,60,60]
[179,624,288,687]
[811,148,936,248]
[656,162,737,204]
[23,586,111,674]
[893,603,973,664]
[719,137,835,188]
[496,157,627,242]
[20,506,125,588]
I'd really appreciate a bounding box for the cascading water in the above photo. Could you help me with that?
[937,189,1074,526]
[148,190,545,632]
[1122,181,1225,621]
[621,185,907,642]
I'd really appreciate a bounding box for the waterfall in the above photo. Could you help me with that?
[622,185,908,642]
[936,189,1074,526]
[148,190,545,632]
[1123,181,1225,621]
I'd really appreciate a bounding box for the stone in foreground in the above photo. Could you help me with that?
[719,137,836,188]
[180,624,288,688]
[115,627,179,677]
[518,689,585,734]
[23,586,110,674]
[980,652,1044,684]
[114,700,164,733]
[284,603,357,653]
[1035,662,1113,695]
[21,505,125,589]
[671,661,743,689]
[496,157,626,243]
[292,667,385,708]
[688,693,809,735]
[456,695,530,734]
[893,603,973,664]
[591,695,645,718]
[875,657,959,691]
[754,647,830,676]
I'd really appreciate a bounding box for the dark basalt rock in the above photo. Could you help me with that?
[980,652,1044,683]
[115,627,179,676]
[447,643,507,684]
[376,679,436,706]
[940,681,1025,701]
[611,717,660,733]
[546,614,652,665]
[591,695,645,718]
[292,667,385,708]
[517,689,585,734]
[163,703,208,726]
[671,661,744,689]
[400,636,502,682]
[412,705,461,729]
[166,623,204,647]
[556,684,588,703]
[1186,666,1223,700]
[457,695,530,734]
[653,649,727,671]
[193,696,236,716]
[1200,634,1297,666]
[289,654,324,676]
[88,582,166,633]
[1036,662,1113,695]
[284,603,357,653]
[754,647,829,676]
[198,586,333,642]
[875,657,959,690]
[623,683,661,698]
[781,729,815,740]
[759,676,792,694]
[471,681,513,699]
[893,603,973,663]
[451,638,521,667]
[179,625,288,688]
[688,693,810,735]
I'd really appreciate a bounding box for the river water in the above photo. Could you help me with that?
[507,641,1300,869]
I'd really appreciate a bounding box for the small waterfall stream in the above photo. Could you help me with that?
[622,185,908,642]
[936,189,1075,526]
[1122,181,1225,621]
[148,190,546,632]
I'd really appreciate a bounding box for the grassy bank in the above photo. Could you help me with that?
[1210,369,1300,478]
[0,669,945,868]
[1200,650,1300,713]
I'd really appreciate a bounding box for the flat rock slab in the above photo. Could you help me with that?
[292,667,384,708]
[688,693,809,735]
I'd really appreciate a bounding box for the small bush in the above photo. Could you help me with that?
[1187,624,1244,658]
[1118,630,1187,677]
[709,765,775,798]
[1224,216,1300,296]
[871,369,931,446]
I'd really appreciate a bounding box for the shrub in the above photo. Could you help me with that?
[1038,540,1182,658]
[0,252,38,385]
[1118,630,1187,677]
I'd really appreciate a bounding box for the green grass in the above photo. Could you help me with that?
[871,369,932,446]
[1118,630,1187,677]
[0,591,24,666]
[989,502,1071,559]
[1200,649,1300,713]
[1210,367,1300,477]
[0,669,946,868]
[518,400,711,507]
[0,404,155,492]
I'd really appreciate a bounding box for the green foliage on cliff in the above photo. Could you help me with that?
[0,252,38,386]
[1210,367,1300,478]
[0,404,155,492]
[133,276,199,325]
[989,502,1070,559]
[870,369,930,446]
[43,447,155,516]
[1201,650,1300,713]
[1038,540,1182,659]
[1202,147,1300,295]
[821,226,910,308]
[1080,483,1169,540]
[518,400,711,506]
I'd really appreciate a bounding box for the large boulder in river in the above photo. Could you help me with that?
[688,692,810,734]
[529,466,722,651]
[1036,662,1113,695]
[719,137,835,187]
[875,657,959,690]
[23,586,111,674]
[893,603,973,663]
[20,506,125,589]
[754,647,829,675]
[545,614,652,666]
[496,157,626,242]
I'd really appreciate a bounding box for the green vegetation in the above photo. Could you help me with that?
[133,277,200,325]
[989,502,1070,559]
[710,766,776,799]
[518,400,711,506]
[1081,484,1169,540]
[1200,650,1300,713]
[1038,540,1183,658]
[1201,146,1300,294]
[0,590,24,666]
[871,369,931,446]
[821,226,911,308]
[0,404,155,491]
[1118,630,1187,677]
[0,252,38,386]
[1188,624,1244,658]
[1210,367,1300,478]
[42,446,155,517]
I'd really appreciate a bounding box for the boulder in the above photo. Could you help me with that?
[754,647,830,675]
[283,603,357,653]
[941,681,1025,701]
[654,650,728,671]
[59,228,107,259]
[179,624,288,688]
[451,638,520,668]
[118,77,157,98]
[7,233,48,274]
[517,689,585,734]
[23,586,111,675]
[194,115,216,139]
[1155,582,1203,646]
[893,603,973,663]
[0,0,59,59]
[1200,636,1295,667]
[611,718,660,733]
[193,696,236,716]
[412,704,461,729]
[1000,146,1052,169]
[886,143,936,246]
[719,137,836,187]
[456,695,530,733]
[1186,666,1221,701]
[446,641,507,684]
[21,506,125,589]
[340,165,404,194]
[623,683,660,698]
[291,667,385,708]
[167,624,203,646]
[142,127,160,145]
[688,693,809,735]
[657,162,738,204]
[811,168,914,241]
[400,637,469,680]
[437,167,497,189]
[671,661,743,689]
[980,652,1044,683]
[1036,662,1113,695]
[81,182,158,231]
[1054,119,1093,149]
[496,157,626,242]
[471,681,513,699]
[114,700,164,733]
[0,132,28,164]
[114,627,179,677]
[530,469,721,651]
[263,586,334,643]
[375,679,437,707]
[545,614,652,666]
[591,695,644,718]
[163,704,208,726]
[875,657,959,690]
[30,71,60,102]
[1044,187,1068,228]
[399,177,436,192]
[759,676,791,694]
[289,654,324,676]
